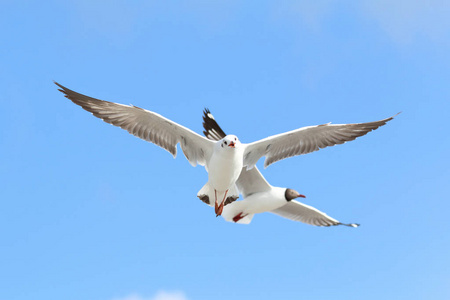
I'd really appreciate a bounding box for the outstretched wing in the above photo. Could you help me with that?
[202,109,272,197]
[56,82,215,167]
[271,201,359,227]
[243,114,398,169]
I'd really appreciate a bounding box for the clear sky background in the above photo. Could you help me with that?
[1,1,449,300]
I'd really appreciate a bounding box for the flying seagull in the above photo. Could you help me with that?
[56,82,396,217]
[56,82,242,216]
[202,108,394,226]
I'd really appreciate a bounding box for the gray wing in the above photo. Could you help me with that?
[202,109,272,197]
[236,167,272,198]
[271,200,359,227]
[56,82,215,167]
[243,114,399,169]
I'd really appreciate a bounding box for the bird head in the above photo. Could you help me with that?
[220,135,240,149]
[285,188,306,201]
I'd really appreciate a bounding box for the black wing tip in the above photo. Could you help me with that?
[380,111,401,124]
[54,81,64,92]
[337,222,360,228]
[54,81,74,98]
[201,108,227,140]
[54,81,67,91]
[202,108,214,121]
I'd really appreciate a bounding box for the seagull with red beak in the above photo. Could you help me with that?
[198,134,243,216]
[202,110,360,226]
[55,82,243,216]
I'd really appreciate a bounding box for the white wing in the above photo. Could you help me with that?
[56,82,215,167]
[271,200,341,226]
[236,167,272,199]
[243,114,398,169]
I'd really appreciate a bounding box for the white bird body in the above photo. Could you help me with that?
[221,186,287,223]
[221,167,357,226]
[207,136,244,191]
[198,135,244,212]
[225,186,286,215]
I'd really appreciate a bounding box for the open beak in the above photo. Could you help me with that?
[215,200,225,216]
[228,141,235,148]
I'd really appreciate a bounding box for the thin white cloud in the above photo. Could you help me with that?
[151,291,188,300]
[111,291,188,300]
[177,0,240,31]
[274,0,450,45]
[68,0,241,42]
[362,0,450,45]
[69,0,137,44]
[274,0,338,31]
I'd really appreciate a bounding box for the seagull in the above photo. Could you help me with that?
[202,108,390,226]
[55,82,242,216]
[56,82,396,217]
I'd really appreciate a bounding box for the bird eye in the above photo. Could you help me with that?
[224,141,227,145]
[234,138,237,141]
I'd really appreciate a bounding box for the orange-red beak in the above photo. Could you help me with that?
[228,141,235,148]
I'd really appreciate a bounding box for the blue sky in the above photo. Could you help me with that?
[1,1,449,300]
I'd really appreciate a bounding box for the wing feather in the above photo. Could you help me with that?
[243,114,398,168]
[202,108,227,141]
[271,200,340,226]
[56,82,215,166]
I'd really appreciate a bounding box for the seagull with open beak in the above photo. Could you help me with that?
[197,134,243,216]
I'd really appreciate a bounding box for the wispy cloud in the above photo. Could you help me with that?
[69,0,137,44]
[68,0,240,43]
[274,0,338,32]
[111,291,188,300]
[67,1,450,48]
[362,0,450,45]
[274,0,450,46]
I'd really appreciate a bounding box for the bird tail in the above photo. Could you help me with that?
[197,183,214,207]
[197,183,240,207]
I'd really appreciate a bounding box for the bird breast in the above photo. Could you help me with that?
[208,148,244,191]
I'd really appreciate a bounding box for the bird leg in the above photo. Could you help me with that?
[214,190,218,215]
[232,212,248,223]
[215,189,228,217]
